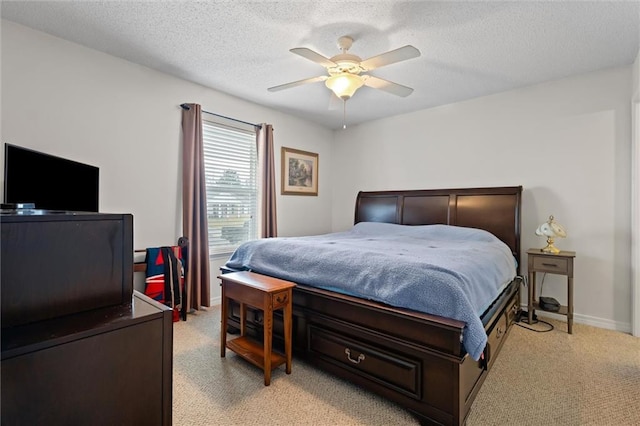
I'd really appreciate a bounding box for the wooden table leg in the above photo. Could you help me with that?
[284,290,292,374]
[240,302,246,337]
[263,297,273,386]
[220,288,227,358]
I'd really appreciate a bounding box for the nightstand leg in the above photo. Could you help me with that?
[528,271,535,324]
[568,276,574,334]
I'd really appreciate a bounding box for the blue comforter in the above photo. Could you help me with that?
[225,222,516,360]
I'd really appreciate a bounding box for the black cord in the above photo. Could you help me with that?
[515,319,555,332]
[516,311,555,332]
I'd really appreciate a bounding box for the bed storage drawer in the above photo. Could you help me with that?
[505,293,519,326]
[486,312,507,365]
[484,288,519,369]
[308,325,421,399]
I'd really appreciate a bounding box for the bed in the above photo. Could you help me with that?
[221,186,522,425]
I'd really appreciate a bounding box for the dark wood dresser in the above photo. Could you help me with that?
[1,210,173,426]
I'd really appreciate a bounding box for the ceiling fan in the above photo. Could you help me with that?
[268,35,421,102]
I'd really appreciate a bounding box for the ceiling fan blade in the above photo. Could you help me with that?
[362,75,414,97]
[290,47,337,68]
[267,75,328,92]
[360,45,421,71]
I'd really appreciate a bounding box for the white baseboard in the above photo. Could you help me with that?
[210,296,221,306]
[520,304,632,334]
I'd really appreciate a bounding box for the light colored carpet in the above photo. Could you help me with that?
[173,306,640,425]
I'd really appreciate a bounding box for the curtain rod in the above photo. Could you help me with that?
[180,104,261,129]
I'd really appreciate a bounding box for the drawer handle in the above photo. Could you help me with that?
[496,326,504,339]
[275,294,288,304]
[542,263,558,267]
[345,348,365,364]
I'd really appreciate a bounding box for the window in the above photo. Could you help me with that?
[202,116,258,256]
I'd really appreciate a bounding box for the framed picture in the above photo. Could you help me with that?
[281,147,318,196]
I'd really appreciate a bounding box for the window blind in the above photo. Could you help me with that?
[202,118,258,256]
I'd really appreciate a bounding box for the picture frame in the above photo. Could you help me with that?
[281,147,318,196]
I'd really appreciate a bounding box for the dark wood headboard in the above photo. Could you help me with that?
[355,186,522,271]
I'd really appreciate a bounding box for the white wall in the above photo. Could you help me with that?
[2,20,634,331]
[332,68,633,332]
[1,20,334,302]
[632,50,640,336]
[634,51,640,96]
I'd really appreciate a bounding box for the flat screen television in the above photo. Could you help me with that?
[3,143,99,212]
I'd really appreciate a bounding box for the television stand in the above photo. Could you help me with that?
[1,211,173,425]
[1,292,173,425]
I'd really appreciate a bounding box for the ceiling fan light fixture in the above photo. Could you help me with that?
[269,35,421,128]
[325,73,364,100]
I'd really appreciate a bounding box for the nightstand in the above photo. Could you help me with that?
[526,249,576,333]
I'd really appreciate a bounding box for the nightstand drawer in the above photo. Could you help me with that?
[532,256,569,274]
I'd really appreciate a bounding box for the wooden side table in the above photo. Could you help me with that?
[526,249,576,333]
[219,271,296,386]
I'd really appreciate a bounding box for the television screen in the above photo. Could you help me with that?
[3,143,99,212]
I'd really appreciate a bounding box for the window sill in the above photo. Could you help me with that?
[210,252,233,260]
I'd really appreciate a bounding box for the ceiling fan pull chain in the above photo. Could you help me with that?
[343,100,347,129]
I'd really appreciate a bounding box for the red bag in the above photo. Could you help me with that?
[144,246,184,322]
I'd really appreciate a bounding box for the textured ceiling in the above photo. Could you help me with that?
[2,1,639,130]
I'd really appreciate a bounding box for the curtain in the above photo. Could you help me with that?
[257,124,277,238]
[181,103,211,310]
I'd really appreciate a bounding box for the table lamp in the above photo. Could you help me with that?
[535,215,566,254]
